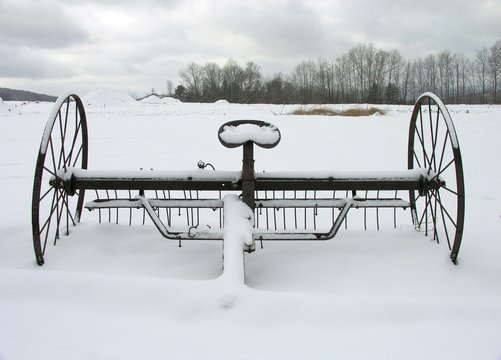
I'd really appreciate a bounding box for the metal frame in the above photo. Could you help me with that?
[32,92,465,266]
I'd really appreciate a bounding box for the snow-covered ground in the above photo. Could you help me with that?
[0,92,500,359]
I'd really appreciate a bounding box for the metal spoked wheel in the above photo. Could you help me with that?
[408,92,465,264]
[32,93,88,265]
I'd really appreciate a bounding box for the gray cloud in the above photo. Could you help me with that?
[0,0,499,95]
[0,0,89,48]
[209,1,327,57]
[0,46,77,78]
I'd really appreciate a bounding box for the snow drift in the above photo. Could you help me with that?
[84,89,136,107]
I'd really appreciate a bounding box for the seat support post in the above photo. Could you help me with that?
[241,141,255,211]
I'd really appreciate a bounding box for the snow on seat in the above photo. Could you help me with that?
[218,120,281,148]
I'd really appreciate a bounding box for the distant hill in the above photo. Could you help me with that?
[0,87,57,102]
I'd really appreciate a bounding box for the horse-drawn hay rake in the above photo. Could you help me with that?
[32,92,465,277]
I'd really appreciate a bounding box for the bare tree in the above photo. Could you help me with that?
[292,60,317,103]
[242,61,263,103]
[488,40,501,103]
[453,54,469,103]
[179,62,203,100]
[437,51,453,101]
[316,58,335,103]
[475,47,489,103]
[400,61,413,104]
[387,50,403,87]
[423,54,438,95]
[166,80,174,96]
[221,59,245,102]
[202,62,222,101]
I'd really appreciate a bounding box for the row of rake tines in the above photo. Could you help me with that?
[91,189,413,233]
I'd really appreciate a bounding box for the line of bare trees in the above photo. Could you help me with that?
[174,40,501,104]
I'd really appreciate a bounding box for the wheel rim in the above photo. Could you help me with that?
[32,93,88,265]
[408,92,465,263]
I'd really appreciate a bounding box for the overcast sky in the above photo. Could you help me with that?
[0,0,500,97]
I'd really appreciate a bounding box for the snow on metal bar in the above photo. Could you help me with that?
[85,198,224,210]
[221,194,254,285]
[255,168,432,180]
[62,168,435,182]
[64,168,241,182]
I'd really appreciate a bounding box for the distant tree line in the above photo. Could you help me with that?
[173,39,501,105]
[0,87,57,102]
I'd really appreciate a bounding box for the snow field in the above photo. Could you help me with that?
[0,92,500,359]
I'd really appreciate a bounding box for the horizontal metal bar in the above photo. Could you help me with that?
[255,178,424,191]
[59,168,441,192]
[74,178,240,191]
[85,198,224,209]
[85,197,409,211]
[256,198,410,209]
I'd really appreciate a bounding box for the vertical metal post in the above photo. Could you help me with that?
[241,141,255,210]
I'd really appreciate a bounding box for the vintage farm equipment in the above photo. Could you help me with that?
[32,92,465,271]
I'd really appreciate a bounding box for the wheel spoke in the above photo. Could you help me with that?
[57,111,65,170]
[436,130,450,176]
[415,127,433,170]
[413,150,423,168]
[419,107,428,168]
[436,190,452,250]
[39,186,54,203]
[41,189,59,254]
[53,190,65,245]
[43,166,57,178]
[429,158,455,182]
[441,186,458,196]
[71,144,84,168]
[427,106,439,175]
[39,189,58,234]
[429,190,457,228]
[415,116,433,170]
[60,109,69,170]
[430,189,439,242]
[49,137,57,175]
[417,192,433,230]
[60,189,76,227]
[65,118,82,167]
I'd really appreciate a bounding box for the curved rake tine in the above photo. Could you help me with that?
[294,190,298,230]
[105,190,111,223]
[282,190,287,230]
[363,190,368,230]
[128,190,133,225]
[114,190,119,224]
[393,190,398,229]
[344,190,349,229]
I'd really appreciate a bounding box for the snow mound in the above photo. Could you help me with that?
[140,95,163,104]
[140,95,181,104]
[214,99,230,105]
[162,96,181,104]
[0,97,12,114]
[84,89,136,106]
